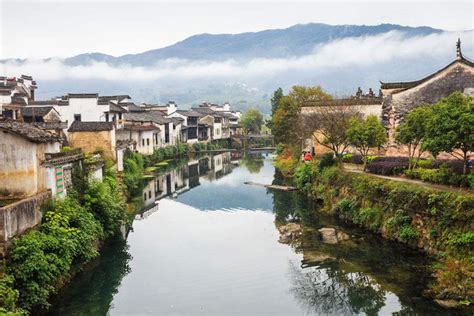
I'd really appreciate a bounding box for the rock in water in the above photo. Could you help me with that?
[277,222,302,244]
[337,231,350,241]
[318,227,338,244]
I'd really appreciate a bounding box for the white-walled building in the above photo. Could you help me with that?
[0,75,37,120]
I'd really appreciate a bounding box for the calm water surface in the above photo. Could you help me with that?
[45,152,450,315]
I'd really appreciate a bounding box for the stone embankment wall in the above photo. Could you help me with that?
[0,190,51,257]
[309,168,473,255]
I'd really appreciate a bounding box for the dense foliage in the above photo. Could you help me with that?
[270,85,332,144]
[150,143,189,164]
[346,115,387,171]
[365,156,409,176]
[282,158,474,305]
[424,92,473,174]
[240,107,264,135]
[6,169,128,312]
[395,105,432,170]
[0,274,23,315]
[123,149,145,197]
[266,87,284,130]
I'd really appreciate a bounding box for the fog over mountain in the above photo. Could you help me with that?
[1,23,473,113]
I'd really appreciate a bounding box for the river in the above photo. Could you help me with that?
[45,151,450,315]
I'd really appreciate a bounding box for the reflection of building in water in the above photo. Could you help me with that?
[231,151,243,165]
[203,152,233,180]
[137,153,237,216]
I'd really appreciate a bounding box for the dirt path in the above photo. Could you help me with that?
[343,163,473,195]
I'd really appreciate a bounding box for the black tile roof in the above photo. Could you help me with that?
[98,95,131,102]
[29,100,69,106]
[126,103,147,112]
[124,111,171,124]
[67,93,99,99]
[68,121,114,132]
[176,110,204,117]
[0,119,62,143]
[381,56,474,92]
[108,103,127,113]
[21,106,55,117]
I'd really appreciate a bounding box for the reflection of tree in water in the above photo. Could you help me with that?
[45,236,132,315]
[240,152,264,173]
[271,179,318,225]
[288,261,386,315]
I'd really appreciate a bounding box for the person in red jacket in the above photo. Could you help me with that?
[304,151,312,162]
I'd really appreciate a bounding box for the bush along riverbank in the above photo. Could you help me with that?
[0,162,130,314]
[278,152,474,309]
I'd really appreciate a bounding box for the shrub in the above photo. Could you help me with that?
[398,225,420,242]
[42,198,103,262]
[84,176,127,238]
[342,153,363,164]
[430,258,473,301]
[405,164,471,187]
[353,207,382,232]
[366,155,378,163]
[8,196,108,310]
[385,209,411,233]
[274,148,298,176]
[123,150,145,197]
[416,159,434,169]
[275,143,283,155]
[294,163,313,192]
[0,275,23,314]
[342,153,353,160]
[331,198,359,216]
[9,230,75,310]
[318,152,335,171]
[366,156,409,175]
[446,231,474,250]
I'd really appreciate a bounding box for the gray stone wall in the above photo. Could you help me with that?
[0,190,51,257]
[382,62,474,144]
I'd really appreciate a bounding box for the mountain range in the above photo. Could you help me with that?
[62,23,441,66]
[2,23,471,113]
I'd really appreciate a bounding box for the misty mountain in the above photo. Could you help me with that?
[3,23,471,114]
[63,23,441,66]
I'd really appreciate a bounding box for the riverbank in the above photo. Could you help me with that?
[0,161,132,314]
[44,152,450,314]
[277,156,473,310]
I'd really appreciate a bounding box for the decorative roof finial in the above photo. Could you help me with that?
[456,38,462,59]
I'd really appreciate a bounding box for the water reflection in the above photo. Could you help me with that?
[45,152,452,315]
[44,237,131,315]
[137,152,238,218]
[289,262,385,315]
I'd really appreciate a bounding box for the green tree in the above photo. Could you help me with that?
[424,92,474,174]
[302,103,360,160]
[240,107,264,135]
[84,175,128,238]
[288,85,332,106]
[395,105,432,170]
[267,87,284,130]
[347,115,387,171]
[271,95,300,144]
[270,85,332,146]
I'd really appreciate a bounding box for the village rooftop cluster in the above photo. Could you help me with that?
[0,79,244,252]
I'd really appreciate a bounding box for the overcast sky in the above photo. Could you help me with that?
[0,0,473,59]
